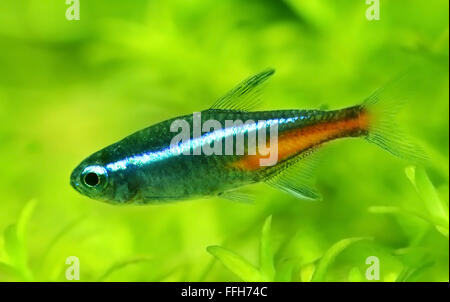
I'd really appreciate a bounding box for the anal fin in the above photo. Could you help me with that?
[265,150,322,201]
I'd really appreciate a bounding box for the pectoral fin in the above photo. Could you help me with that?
[218,190,254,204]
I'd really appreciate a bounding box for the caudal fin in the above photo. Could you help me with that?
[362,85,428,164]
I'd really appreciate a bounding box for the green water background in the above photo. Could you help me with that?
[0,0,448,281]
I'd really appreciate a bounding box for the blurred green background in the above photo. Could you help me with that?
[0,0,448,282]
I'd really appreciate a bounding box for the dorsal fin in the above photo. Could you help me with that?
[210,69,275,112]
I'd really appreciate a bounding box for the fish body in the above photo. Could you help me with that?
[70,70,424,205]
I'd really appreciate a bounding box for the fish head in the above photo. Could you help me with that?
[71,149,143,204]
[70,159,115,203]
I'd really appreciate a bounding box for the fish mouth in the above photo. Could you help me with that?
[70,168,84,194]
[70,178,82,194]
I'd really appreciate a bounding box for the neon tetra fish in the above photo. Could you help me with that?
[70,69,425,205]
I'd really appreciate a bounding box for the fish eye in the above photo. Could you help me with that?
[84,172,100,187]
[81,166,108,189]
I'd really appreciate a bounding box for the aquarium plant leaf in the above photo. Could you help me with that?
[395,259,435,282]
[274,259,296,282]
[405,166,449,237]
[16,199,37,243]
[300,262,315,282]
[311,237,367,282]
[2,200,36,281]
[435,225,449,237]
[97,256,153,282]
[394,246,434,281]
[3,225,30,281]
[206,245,263,282]
[368,206,441,226]
[259,215,275,281]
[0,261,20,280]
[4,225,22,267]
[394,247,429,268]
[41,215,87,264]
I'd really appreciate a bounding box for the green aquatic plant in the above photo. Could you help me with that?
[0,200,86,281]
[368,166,449,281]
[97,256,154,281]
[0,200,154,282]
[207,216,274,282]
[0,199,36,281]
[310,237,368,282]
[207,215,368,282]
[393,247,435,282]
[405,166,449,237]
[369,166,448,238]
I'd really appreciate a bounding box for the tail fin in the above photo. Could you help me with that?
[362,85,428,164]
